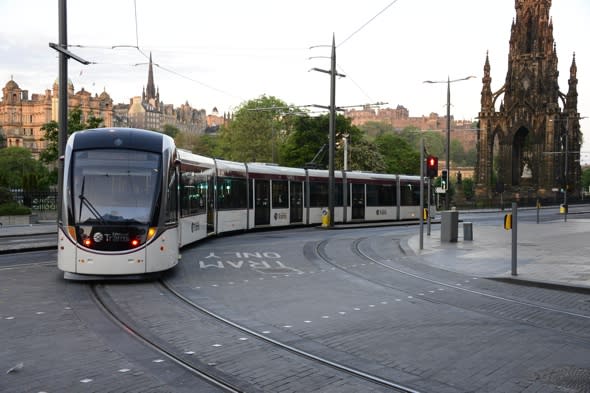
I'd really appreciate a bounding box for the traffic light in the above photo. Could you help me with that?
[441,169,448,190]
[426,155,438,178]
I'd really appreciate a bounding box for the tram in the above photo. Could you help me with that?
[58,128,427,279]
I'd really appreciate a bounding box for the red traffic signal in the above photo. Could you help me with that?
[426,155,438,178]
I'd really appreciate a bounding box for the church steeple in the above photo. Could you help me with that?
[146,52,156,101]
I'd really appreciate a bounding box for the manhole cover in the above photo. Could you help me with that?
[536,366,590,392]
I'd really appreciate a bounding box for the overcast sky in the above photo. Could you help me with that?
[1,0,589,158]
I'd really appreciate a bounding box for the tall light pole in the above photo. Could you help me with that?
[552,115,587,222]
[424,75,475,210]
[50,0,89,226]
[311,34,344,227]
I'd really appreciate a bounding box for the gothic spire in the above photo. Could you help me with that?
[480,51,493,111]
[146,52,156,101]
[565,53,578,111]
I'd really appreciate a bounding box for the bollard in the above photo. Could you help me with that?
[440,211,459,242]
[321,208,330,228]
[463,222,473,241]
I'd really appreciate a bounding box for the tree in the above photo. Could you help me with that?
[342,138,386,172]
[374,134,420,175]
[39,107,103,166]
[358,121,395,139]
[163,124,180,139]
[280,113,375,170]
[280,115,329,168]
[0,147,51,189]
[217,95,293,163]
[582,167,590,192]
[174,132,219,157]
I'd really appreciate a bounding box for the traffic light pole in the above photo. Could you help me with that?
[419,138,424,250]
[427,177,431,236]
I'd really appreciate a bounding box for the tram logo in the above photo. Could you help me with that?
[93,232,129,243]
[273,212,287,221]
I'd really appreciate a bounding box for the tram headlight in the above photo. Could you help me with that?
[67,226,77,239]
[82,238,92,247]
[146,227,157,241]
[130,238,140,247]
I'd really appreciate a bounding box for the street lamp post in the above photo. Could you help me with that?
[550,116,573,222]
[424,75,476,210]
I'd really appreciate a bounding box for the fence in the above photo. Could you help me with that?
[10,189,57,221]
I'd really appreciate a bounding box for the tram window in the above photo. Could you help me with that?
[335,182,343,206]
[180,172,207,217]
[165,169,178,224]
[71,149,160,225]
[217,177,248,210]
[309,181,328,207]
[272,180,288,208]
[400,182,420,205]
[366,184,394,206]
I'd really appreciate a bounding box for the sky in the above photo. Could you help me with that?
[1,0,589,160]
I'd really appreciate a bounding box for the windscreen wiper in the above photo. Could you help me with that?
[78,176,105,224]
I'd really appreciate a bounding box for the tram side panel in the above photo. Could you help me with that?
[215,160,249,234]
[363,180,398,221]
[399,178,421,220]
[178,156,215,246]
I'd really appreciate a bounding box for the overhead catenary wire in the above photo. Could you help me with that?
[337,0,400,48]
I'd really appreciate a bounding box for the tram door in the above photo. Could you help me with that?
[207,177,215,234]
[255,180,270,226]
[351,183,365,220]
[290,181,303,223]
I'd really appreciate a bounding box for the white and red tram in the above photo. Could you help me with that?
[58,128,428,279]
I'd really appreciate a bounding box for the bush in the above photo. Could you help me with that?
[0,202,31,216]
[0,187,13,204]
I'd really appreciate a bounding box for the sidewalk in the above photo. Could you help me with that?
[0,223,57,237]
[0,223,57,252]
[406,218,590,292]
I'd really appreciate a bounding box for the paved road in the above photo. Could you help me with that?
[1,215,589,392]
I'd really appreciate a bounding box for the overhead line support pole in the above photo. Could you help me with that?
[328,35,336,228]
[311,35,344,228]
[52,0,89,228]
[57,0,68,227]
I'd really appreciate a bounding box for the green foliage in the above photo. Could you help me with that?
[280,113,368,169]
[461,177,475,200]
[40,107,103,165]
[175,132,219,157]
[358,121,395,140]
[0,187,13,204]
[0,147,51,189]
[374,134,420,175]
[280,115,330,168]
[343,138,386,172]
[217,95,293,163]
[163,124,180,139]
[581,167,590,191]
[0,202,30,216]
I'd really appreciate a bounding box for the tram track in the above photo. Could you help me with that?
[90,280,422,393]
[90,283,248,393]
[312,236,590,341]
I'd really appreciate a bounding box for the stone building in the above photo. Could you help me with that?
[476,0,581,200]
[119,53,208,134]
[345,105,478,152]
[0,77,112,158]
